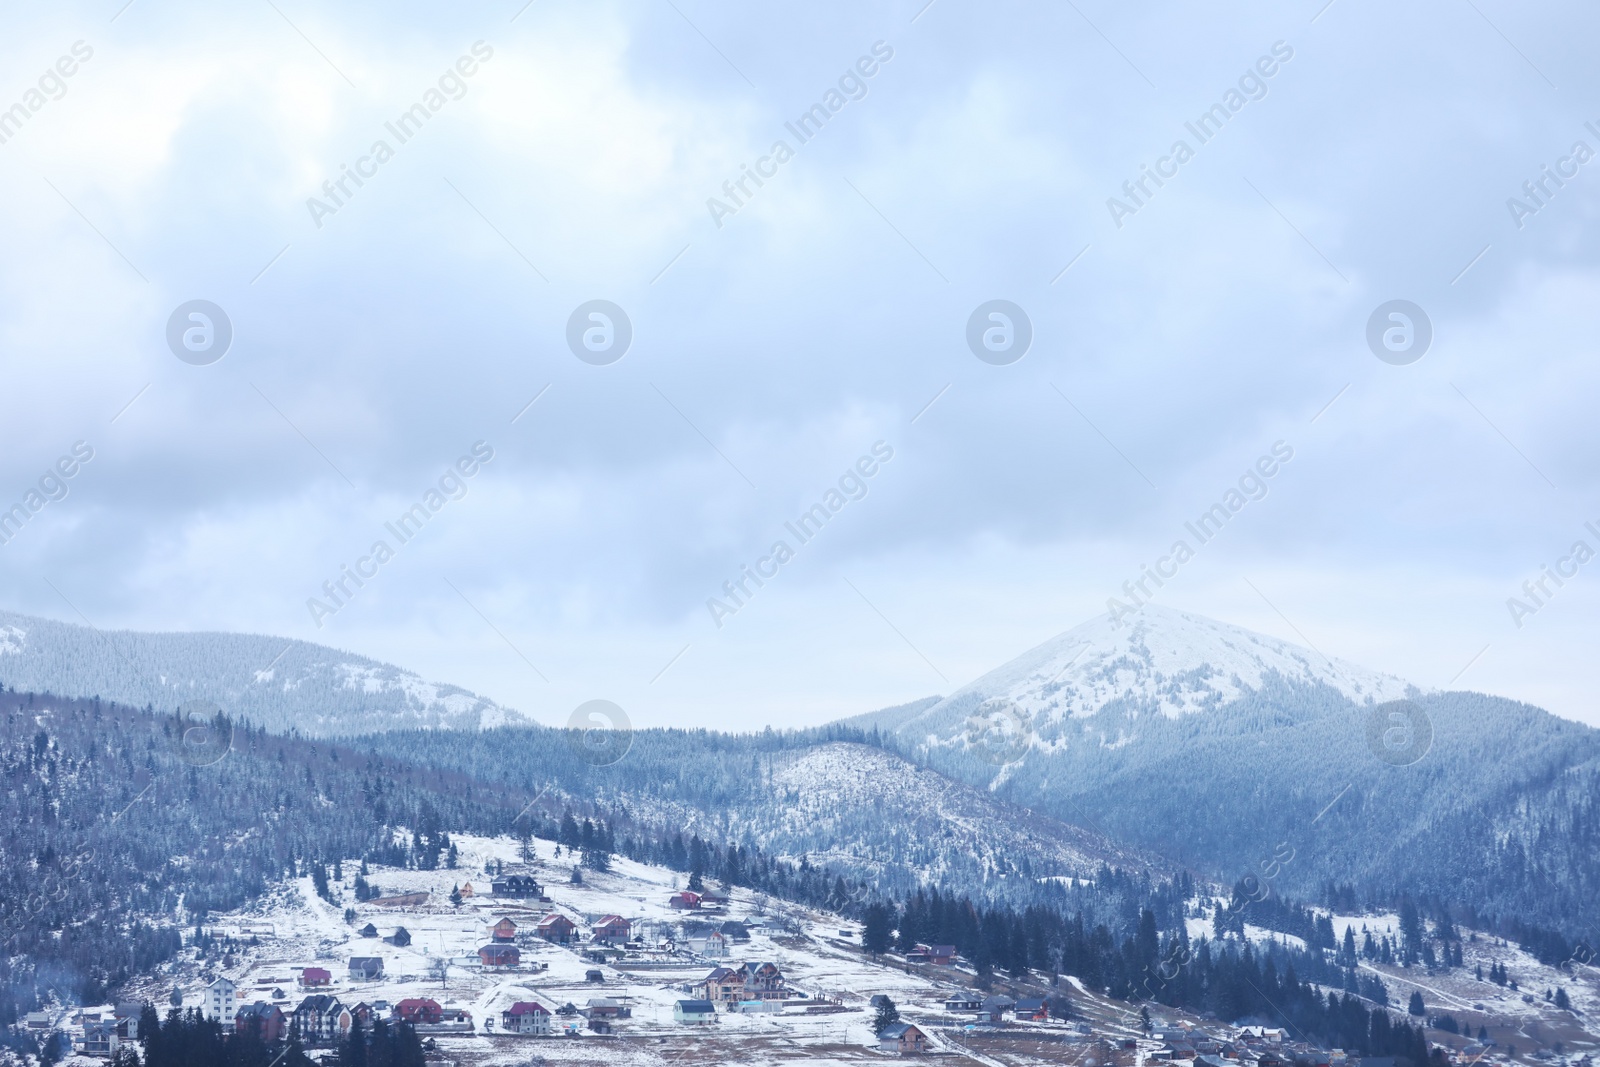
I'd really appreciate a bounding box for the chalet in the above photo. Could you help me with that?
[292,995,351,1044]
[359,923,378,938]
[348,957,384,981]
[668,890,702,910]
[23,1012,51,1031]
[674,1000,718,1025]
[536,914,576,943]
[349,1003,376,1027]
[700,967,742,1006]
[906,943,957,965]
[491,875,544,898]
[393,998,443,1025]
[490,918,518,943]
[585,969,605,983]
[720,919,751,942]
[112,1003,143,1042]
[300,967,331,989]
[205,977,237,1026]
[592,915,632,944]
[945,995,982,1012]
[878,1022,929,1054]
[235,1003,286,1043]
[83,1020,116,1057]
[478,944,520,967]
[458,882,474,898]
[1016,998,1048,1022]
[701,887,731,906]
[386,926,412,947]
[501,1001,552,1035]
[1168,1041,1198,1060]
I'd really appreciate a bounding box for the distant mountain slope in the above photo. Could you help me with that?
[357,727,1162,898]
[853,604,1600,934]
[0,609,530,736]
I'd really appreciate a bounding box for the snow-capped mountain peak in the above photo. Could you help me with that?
[894,604,1415,754]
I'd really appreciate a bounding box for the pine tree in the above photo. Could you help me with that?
[862,903,893,957]
[1408,991,1425,1016]
[872,996,900,1035]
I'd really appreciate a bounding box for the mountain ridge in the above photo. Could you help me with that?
[0,608,532,737]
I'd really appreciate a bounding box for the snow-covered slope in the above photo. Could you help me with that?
[866,604,1413,764]
[0,609,531,736]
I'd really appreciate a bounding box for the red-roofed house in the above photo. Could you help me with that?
[479,944,520,967]
[669,890,702,910]
[394,999,443,1025]
[299,967,331,989]
[536,914,576,943]
[489,918,517,943]
[592,915,631,944]
[501,1001,551,1035]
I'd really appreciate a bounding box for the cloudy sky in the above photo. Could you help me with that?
[2,0,1598,731]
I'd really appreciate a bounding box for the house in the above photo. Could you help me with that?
[491,875,544,898]
[501,1001,552,1035]
[112,1003,143,1043]
[700,966,742,1006]
[701,962,787,1005]
[349,1003,376,1027]
[488,917,518,943]
[585,998,630,1019]
[674,1000,718,1025]
[720,920,751,942]
[83,1021,117,1057]
[739,961,787,999]
[1168,1041,1198,1060]
[458,882,474,898]
[205,977,237,1027]
[386,926,412,947]
[479,944,520,967]
[536,914,576,943]
[23,1012,51,1031]
[585,969,605,984]
[592,915,632,944]
[907,943,957,965]
[982,995,1015,1020]
[292,995,351,1044]
[1015,998,1049,1021]
[945,995,982,1012]
[879,1022,929,1054]
[358,923,379,938]
[668,890,702,910]
[300,967,331,989]
[688,929,729,958]
[701,888,731,906]
[348,957,384,981]
[394,998,443,1025]
[235,1003,287,1043]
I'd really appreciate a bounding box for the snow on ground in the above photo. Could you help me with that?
[166,833,1084,1065]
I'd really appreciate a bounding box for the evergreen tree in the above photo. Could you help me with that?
[862,902,893,957]
[872,996,900,1035]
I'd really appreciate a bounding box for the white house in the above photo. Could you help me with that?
[674,1000,717,1025]
[205,978,237,1030]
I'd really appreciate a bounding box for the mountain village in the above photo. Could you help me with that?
[19,831,1598,1067]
